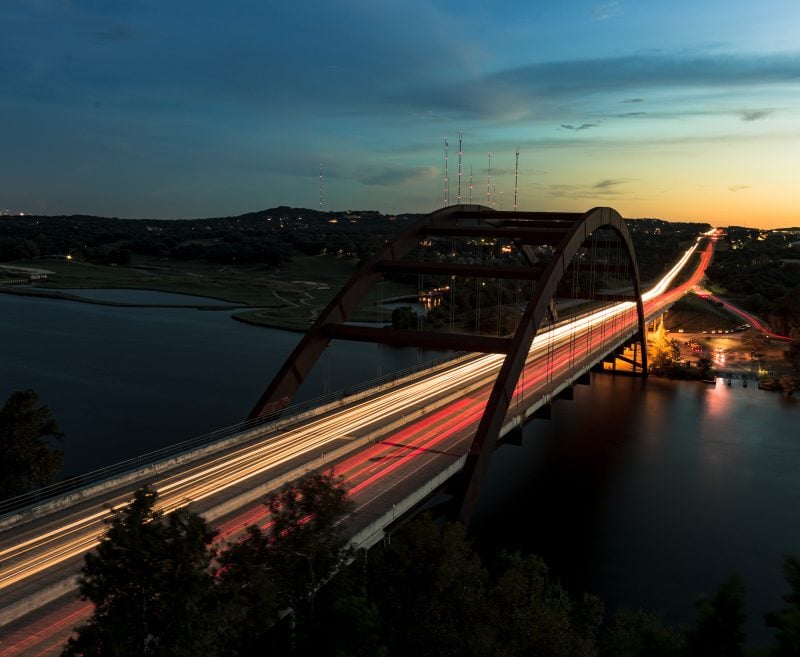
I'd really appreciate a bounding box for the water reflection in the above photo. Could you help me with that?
[474,373,799,644]
[0,293,443,474]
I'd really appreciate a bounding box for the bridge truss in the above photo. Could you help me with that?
[250,205,648,522]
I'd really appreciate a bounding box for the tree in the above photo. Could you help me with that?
[778,376,799,396]
[685,576,747,657]
[63,487,221,657]
[62,473,354,656]
[366,516,492,657]
[650,322,681,372]
[365,515,604,657]
[601,609,684,657]
[264,470,354,613]
[696,356,713,379]
[0,389,63,500]
[487,551,603,657]
[297,550,386,657]
[391,305,418,330]
[785,340,800,371]
[764,556,800,657]
[217,471,354,651]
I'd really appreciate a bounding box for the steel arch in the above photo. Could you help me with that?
[456,205,647,522]
[248,205,647,522]
[249,204,495,419]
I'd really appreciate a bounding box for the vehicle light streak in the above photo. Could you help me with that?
[701,291,793,341]
[0,238,713,656]
[344,404,486,496]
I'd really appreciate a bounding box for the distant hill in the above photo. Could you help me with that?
[0,206,706,283]
[0,207,423,267]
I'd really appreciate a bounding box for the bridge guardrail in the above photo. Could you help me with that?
[0,349,470,519]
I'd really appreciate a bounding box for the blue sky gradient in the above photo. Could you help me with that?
[2,0,799,226]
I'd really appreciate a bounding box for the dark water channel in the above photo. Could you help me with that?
[473,373,799,643]
[2,291,798,643]
[0,292,437,474]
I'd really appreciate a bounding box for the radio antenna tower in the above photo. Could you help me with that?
[487,152,492,207]
[443,137,449,206]
[514,148,520,212]
[319,162,323,212]
[469,165,473,204]
[457,131,463,205]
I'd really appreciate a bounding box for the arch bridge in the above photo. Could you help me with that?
[250,205,648,522]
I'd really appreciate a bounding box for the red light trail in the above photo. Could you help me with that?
[0,240,715,656]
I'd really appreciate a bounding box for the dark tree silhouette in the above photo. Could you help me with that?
[218,471,354,638]
[0,389,63,500]
[764,556,800,657]
[62,487,221,657]
[685,576,747,657]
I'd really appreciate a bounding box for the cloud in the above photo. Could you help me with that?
[739,109,771,122]
[484,52,800,99]
[592,1,621,22]
[358,165,438,187]
[594,179,626,190]
[618,112,647,117]
[561,123,599,131]
[728,185,751,192]
[410,51,800,124]
[547,179,631,200]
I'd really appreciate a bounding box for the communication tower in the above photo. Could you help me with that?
[319,162,323,212]
[444,137,450,206]
[487,152,492,207]
[469,165,473,204]
[457,131,463,205]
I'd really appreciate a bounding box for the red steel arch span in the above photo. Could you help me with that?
[249,205,648,522]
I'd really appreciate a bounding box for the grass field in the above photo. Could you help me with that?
[2,255,416,331]
[664,294,741,333]
[664,293,792,378]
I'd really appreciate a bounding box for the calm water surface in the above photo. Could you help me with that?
[2,291,798,642]
[35,288,237,306]
[473,374,799,643]
[0,292,436,473]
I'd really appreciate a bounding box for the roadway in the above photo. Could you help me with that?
[0,238,713,656]
[696,288,794,342]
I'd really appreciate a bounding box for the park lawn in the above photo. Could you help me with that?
[6,255,416,331]
[665,294,741,333]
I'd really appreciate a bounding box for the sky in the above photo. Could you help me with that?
[2,0,799,228]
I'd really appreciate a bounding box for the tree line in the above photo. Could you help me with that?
[58,473,800,657]
[2,388,798,655]
[706,228,800,339]
[0,208,420,268]
[1,209,702,284]
[0,389,63,501]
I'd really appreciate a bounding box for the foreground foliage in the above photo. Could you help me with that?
[63,472,353,656]
[0,389,63,501]
[706,228,800,339]
[62,488,220,657]
[65,475,800,656]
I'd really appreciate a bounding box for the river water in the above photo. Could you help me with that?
[473,373,799,643]
[0,291,438,474]
[1,291,798,643]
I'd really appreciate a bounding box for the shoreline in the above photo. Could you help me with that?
[0,284,308,330]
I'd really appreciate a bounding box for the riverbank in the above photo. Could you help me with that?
[663,292,793,380]
[0,255,415,331]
